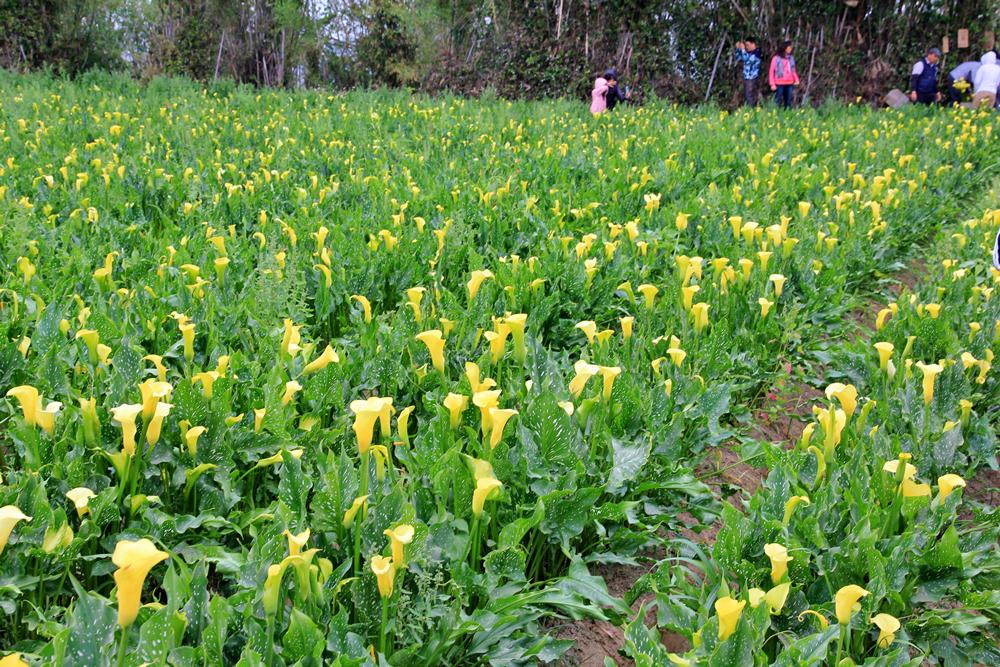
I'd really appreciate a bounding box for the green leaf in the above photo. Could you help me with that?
[282,607,324,664]
[607,436,651,495]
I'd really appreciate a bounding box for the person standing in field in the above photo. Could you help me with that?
[909,47,942,104]
[947,59,981,104]
[591,76,609,115]
[734,38,762,106]
[769,41,799,109]
[971,51,1000,108]
[603,68,631,110]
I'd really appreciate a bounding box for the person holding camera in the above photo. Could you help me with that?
[734,38,762,106]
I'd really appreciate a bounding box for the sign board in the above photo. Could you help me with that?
[942,36,949,54]
[957,29,969,48]
[985,31,996,50]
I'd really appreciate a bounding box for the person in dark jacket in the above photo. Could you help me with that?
[909,47,942,104]
[603,68,630,110]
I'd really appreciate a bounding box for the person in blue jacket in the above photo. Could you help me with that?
[909,47,942,104]
[734,38,762,106]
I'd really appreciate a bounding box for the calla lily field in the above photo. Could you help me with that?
[0,71,999,666]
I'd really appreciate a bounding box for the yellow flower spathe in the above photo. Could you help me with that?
[384,524,415,568]
[834,584,870,625]
[111,404,144,456]
[825,383,858,418]
[444,393,469,429]
[937,474,966,502]
[66,487,96,518]
[5,385,39,427]
[487,408,518,449]
[467,270,494,301]
[0,506,32,556]
[112,538,169,627]
[371,554,396,598]
[915,362,943,405]
[764,543,793,584]
[872,613,900,648]
[714,596,746,641]
[415,330,446,373]
[303,344,339,374]
[472,477,503,517]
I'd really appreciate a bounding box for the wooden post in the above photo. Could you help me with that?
[705,37,726,102]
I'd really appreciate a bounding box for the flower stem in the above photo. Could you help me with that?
[379,596,389,657]
[116,627,130,667]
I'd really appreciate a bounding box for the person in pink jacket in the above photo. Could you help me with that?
[591,77,609,114]
[769,41,800,108]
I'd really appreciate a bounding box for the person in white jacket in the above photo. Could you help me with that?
[972,51,999,100]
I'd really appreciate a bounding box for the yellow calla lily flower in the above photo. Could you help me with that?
[415,330,446,373]
[143,354,168,382]
[444,393,469,429]
[487,408,518,449]
[281,380,302,406]
[467,270,494,301]
[575,320,598,345]
[0,653,28,667]
[569,360,600,398]
[351,295,373,323]
[350,398,385,453]
[465,362,496,394]
[397,405,415,445]
[111,404,144,456]
[192,371,220,399]
[112,538,169,627]
[280,319,302,359]
[371,555,396,598]
[0,506,32,556]
[598,366,621,401]
[825,383,858,418]
[179,322,196,362]
[637,283,658,309]
[874,342,894,373]
[782,495,810,525]
[405,287,426,322]
[35,400,61,436]
[472,477,503,517]
[472,389,501,434]
[146,401,172,446]
[184,425,206,456]
[253,408,266,433]
[871,613,900,648]
[764,543,793,584]
[384,524,415,568]
[715,596,746,640]
[769,274,786,298]
[620,316,634,340]
[284,528,310,556]
[303,345,339,374]
[915,362,943,405]
[138,379,172,420]
[834,584,870,625]
[937,474,966,502]
[66,487,96,518]
[342,495,369,527]
[6,385,40,426]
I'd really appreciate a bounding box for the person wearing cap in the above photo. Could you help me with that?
[909,47,942,104]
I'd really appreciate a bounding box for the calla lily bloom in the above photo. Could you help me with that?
[834,584,870,625]
[782,495,810,525]
[749,582,791,615]
[253,408,266,433]
[620,316,634,339]
[145,401,172,446]
[192,371,220,399]
[351,295,373,323]
[415,330,446,373]
[769,274,786,298]
[637,284,658,309]
[6,385,40,426]
[759,297,773,318]
[0,653,28,667]
[179,322,196,362]
[505,314,527,361]
[281,381,302,406]
[472,477,503,517]
[138,379,172,419]
[284,529,310,556]
[470,389,499,431]
[874,342,894,373]
[872,613,900,648]
[111,404,144,456]
[66,487,96,518]
[75,329,101,363]
[35,400,61,435]
[303,345,339,373]
[915,362,943,405]
[484,322,511,364]
[715,596,746,641]
[350,399,385,453]
[937,474,966,502]
[0,506,32,556]
[569,360,600,397]
[112,538,169,627]
[144,354,168,382]
[397,405,415,445]
[280,319,302,359]
[825,383,858,418]
[598,366,621,401]
[184,425,206,456]
[575,321,597,345]
[405,287,426,322]
[342,495,369,527]
[797,609,830,629]
[467,270,494,301]
[667,347,687,367]
[371,555,396,598]
[764,543,793,584]
[488,408,518,449]
[817,407,847,457]
[255,449,304,468]
[444,393,469,429]
[384,524,415,568]
[465,362,496,394]
[902,478,931,497]
[690,302,710,332]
